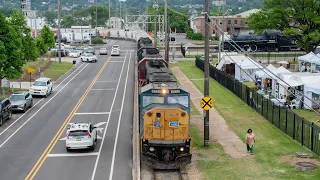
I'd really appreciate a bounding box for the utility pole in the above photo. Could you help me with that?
[221,0,225,58]
[166,15,170,63]
[95,0,98,30]
[164,0,169,63]
[204,0,210,147]
[57,0,61,63]
[109,0,111,28]
[153,0,158,47]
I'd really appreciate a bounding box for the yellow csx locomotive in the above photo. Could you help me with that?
[139,82,192,169]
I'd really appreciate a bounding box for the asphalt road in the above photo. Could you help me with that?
[0,39,135,180]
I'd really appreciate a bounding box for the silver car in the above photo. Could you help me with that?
[9,91,33,112]
[111,49,120,56]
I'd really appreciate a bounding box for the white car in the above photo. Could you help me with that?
[29,77,53,98]
[111,49,120,56]
[68,50,81,57]
[66,122,97,151]
[81,53,97,63]
[111,45,120,51]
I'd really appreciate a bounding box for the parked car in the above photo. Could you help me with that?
[9,91,33,112]
[81,53,98,63]
[69,50,81,57]
[99,48,108,55]
[65,122,97,151]
[0,98,12,126]
[29,77,53,98]
[111,49,120,56]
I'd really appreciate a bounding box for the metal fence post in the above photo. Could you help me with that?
[301,119,304,145]
[266,100,268,119]
[262,97,264,116]
[278,105,281,127]
[285,108,288,134]
[293,113,296,140]
[311,122,314,151]
[272,103,274,125]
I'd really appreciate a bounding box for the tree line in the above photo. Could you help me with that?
[0,10,55,81]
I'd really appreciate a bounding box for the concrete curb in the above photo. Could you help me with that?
[132,54,141,180]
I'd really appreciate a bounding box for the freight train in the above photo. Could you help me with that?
[223,29,301,52]
[137,37,192,169]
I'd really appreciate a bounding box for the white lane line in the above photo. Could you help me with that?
[91,88,115,90]
[0,63,86,138]
[0,64,89,148]
[90,50,129,180]
[109,61,123,63]
[74,112,110,115]
[109,50,132,180]
[47,152,99,157]
[95,81,117,83]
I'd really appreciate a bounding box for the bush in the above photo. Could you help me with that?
[192,33,203,40]
[92,37,104,44]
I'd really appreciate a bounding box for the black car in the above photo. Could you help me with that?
[0,98,12,126]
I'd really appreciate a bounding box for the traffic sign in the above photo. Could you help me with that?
[200,96,214,110]
[27,67,35,73]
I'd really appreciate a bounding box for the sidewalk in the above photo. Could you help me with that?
[171,66,248,158]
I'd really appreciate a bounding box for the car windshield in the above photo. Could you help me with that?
[70,130,88,136]
[112,46,119,48]
[33,81,46,86]
[85,53,93,56]
[100,48,107,51]
[70,50,77,53]
[9,94,25,101]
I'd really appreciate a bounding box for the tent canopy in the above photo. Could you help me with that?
[255,64,290,78]
[304,82,320,94]
[237,57,262,69]
[298,52,320,64]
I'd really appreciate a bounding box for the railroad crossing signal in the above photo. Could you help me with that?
[27,67,35,73]
[200,96,214,110]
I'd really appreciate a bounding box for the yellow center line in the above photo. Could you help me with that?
[25,56,112,180]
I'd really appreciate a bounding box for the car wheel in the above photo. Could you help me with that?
[23,105,27,113]
[8,111,12,119]
[66,147,70,152]
[95,134,97,142]
[0,116,3,126]
[87,59,89,63]
[30,100,33,108]
[81,58,83,62]
[45,91,48,98]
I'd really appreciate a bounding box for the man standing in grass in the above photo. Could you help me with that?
[246,129,255,155]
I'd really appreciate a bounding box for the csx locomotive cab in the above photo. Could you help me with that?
[139,83,192,169]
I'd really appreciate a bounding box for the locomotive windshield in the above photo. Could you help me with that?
[168,96,189,107]
[142,96,164,107]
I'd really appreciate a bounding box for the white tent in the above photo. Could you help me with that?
[298,52,320,64]
[255,65,290,79]
[304,83,320,109]
[216,54,248,70]
[235,57,262,81]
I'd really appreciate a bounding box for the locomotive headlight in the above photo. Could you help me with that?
[149,147,155,152]
[161,89,168,94]
[180,147,184,152]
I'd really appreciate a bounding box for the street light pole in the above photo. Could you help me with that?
[109,0,111,28]
[221,1,225,58]
[153,0,158,48]
[204,0,210,147]
[164,0,169,63]
[57,0,61,63]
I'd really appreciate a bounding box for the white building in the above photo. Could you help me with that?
[107,17,124,29]
[53,26,97,43]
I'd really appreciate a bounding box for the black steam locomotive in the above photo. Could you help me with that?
[223,30,301,52]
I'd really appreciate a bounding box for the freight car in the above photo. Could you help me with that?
[137,37,192,169]
[223,29,300,52]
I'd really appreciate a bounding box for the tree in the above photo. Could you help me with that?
[61,15,75,28]
[247,0,320,52]
[0,14,23,80]
[9,10,39,61]
[40,25,55,48]
[43,11,57,28]
[36,37,48,55]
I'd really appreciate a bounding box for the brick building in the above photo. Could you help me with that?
[190,9,260,38]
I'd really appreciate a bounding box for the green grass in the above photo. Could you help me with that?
[242,81,256,89]
[191,40,218,45]
[172,61,320,180]
[44,62,73,81]
[293,109,320,123]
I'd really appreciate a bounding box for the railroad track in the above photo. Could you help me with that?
[153,168,188,180]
